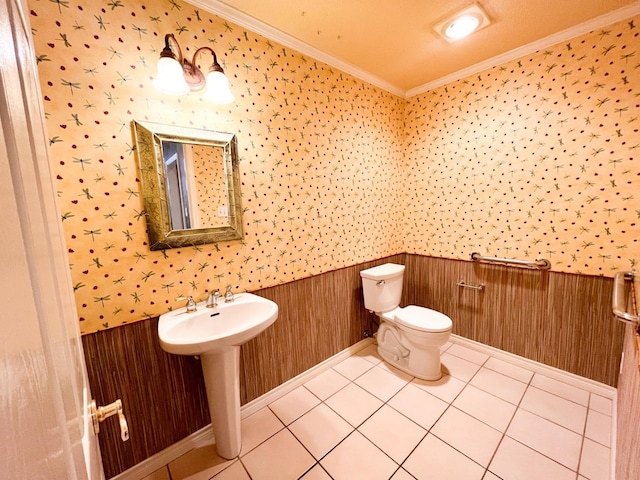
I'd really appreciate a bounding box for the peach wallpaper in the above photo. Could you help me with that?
[29,0,640,335]
[29,0,405,334]
[404,16,640,276]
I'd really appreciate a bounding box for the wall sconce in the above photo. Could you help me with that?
[153,33,234,104]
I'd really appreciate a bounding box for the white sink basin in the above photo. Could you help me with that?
[158,292,278,355]
[158,292,278,459]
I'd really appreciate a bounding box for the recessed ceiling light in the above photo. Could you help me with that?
[435,4,491,42]
[446,15,480,40]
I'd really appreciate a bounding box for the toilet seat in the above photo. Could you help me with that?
[394,305,452,333]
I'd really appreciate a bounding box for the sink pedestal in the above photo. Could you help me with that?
[158,292,278,459]
[200,346,241,459]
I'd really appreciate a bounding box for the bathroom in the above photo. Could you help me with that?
[2,0,640,478]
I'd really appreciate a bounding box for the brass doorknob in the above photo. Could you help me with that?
[90,399,129,442]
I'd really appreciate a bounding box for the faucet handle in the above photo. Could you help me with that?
[224,284,239,302]
[176,295,197,312]
[206,289,221,308]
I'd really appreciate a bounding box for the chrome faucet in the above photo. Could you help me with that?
[206,289,221,308]
[224,285,238,303]
[176,295,197,312]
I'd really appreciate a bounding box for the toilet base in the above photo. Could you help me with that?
[377,345,443,381]
[376,323,446,381]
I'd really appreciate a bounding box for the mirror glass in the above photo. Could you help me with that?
[133,120,243,250]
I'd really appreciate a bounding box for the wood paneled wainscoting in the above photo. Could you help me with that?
[82,253,624,478]
[403,254,624,386]
[82,254,403,478]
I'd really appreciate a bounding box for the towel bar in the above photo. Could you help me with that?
[456,280,485,291]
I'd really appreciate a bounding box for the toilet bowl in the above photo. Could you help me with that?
[360,264,452,380]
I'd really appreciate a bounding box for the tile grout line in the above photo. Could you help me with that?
[291,349,427,476]
[245,359,378,478]
[213,342,612,480]
[349,345,458,473]
[574,392,598,480]
[490,371,596,479]
[482,365,536,479]
[430,350,496,478]
[283,379,378,478]
[283,387,339,479]
[436,347,596,477]
[359,344,490,478]
[514,388,590,436]
[325,344,499,478]
[233,456,250,480]
[452,347,603,453]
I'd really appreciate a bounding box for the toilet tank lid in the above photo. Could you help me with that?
[360,263,405,280]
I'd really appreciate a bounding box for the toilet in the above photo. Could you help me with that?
[360,263,452,381]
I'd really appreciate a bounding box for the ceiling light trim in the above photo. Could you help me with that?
[434,4,491,42]
[193,0,406,97]
[179,1,640,100]
[408,2,640,98]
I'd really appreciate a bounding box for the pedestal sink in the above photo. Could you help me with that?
[158,292,278,458]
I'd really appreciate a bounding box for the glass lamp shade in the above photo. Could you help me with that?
[204,70,234,104]
[153,56,190,96]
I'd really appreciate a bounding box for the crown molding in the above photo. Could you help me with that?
[190,0,406,97]
[406,2,640,98]
[188,1,640,100]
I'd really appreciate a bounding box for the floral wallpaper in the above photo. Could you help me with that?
[29,0,639,334]
[404,15,640,276]
[29,0,405,334]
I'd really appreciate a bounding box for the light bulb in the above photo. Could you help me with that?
[204,70,234,104]
[445,15,480,40]
[153,56,189,96]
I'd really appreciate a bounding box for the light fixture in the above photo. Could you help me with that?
[434,4,491,42]
[153,33,234,104]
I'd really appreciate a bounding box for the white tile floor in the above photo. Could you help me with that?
[143,341,614,480]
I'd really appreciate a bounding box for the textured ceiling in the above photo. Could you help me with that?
[202,0,640,96]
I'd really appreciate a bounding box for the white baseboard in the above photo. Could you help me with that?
[449,334,617,399]
[112,338,374,480]
[239,337,375,418]
[114,335,617,480]
[448,334,617,480]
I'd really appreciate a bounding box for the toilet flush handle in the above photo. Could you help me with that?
[376,280,385,286]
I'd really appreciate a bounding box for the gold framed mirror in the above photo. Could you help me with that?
[133,120,243,250]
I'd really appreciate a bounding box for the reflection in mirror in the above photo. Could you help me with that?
[133,120,243,250]
[162,141,228,229]
[191,143,228,227]
[163,141,191,230]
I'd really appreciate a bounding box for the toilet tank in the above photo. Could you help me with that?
[360,263,405,313]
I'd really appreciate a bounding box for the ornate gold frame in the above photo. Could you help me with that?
[133,120,243,250]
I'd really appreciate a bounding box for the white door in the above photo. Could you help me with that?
[0,0,104,478]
